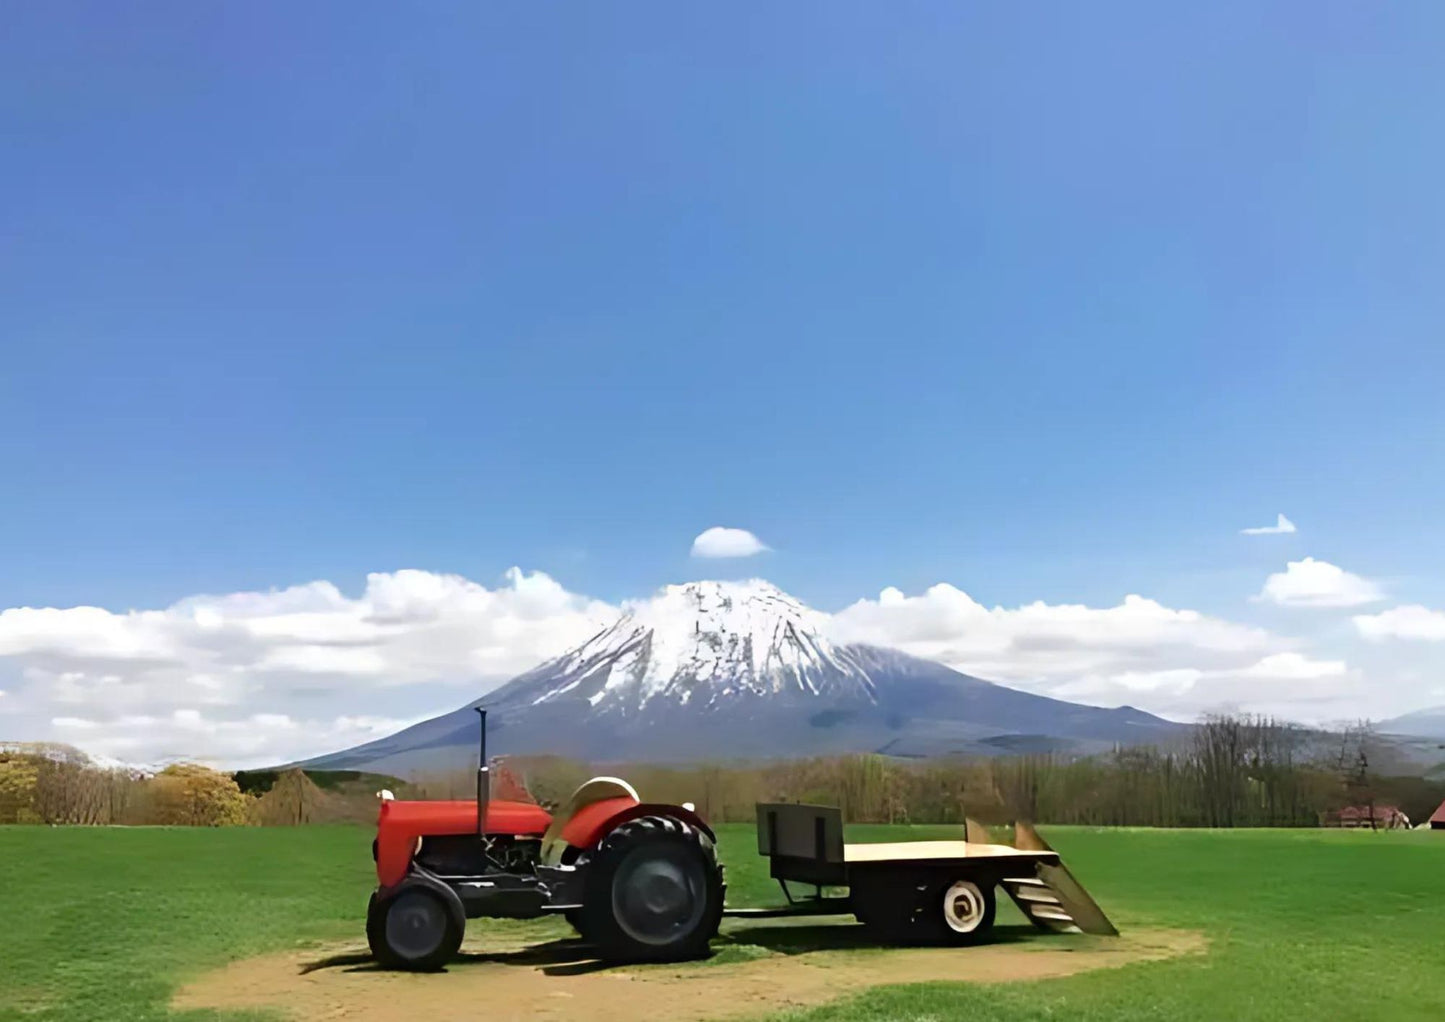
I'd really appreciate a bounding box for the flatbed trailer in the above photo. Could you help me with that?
[723,803,1118,943]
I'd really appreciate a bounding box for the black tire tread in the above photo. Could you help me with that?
[579,814,725,962]
[366,886,464,972]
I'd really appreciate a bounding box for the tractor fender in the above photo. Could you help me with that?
[374,866,466,934]
[562,801,716,852]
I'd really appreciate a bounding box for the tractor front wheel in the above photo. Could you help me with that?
[366,887,464,972]
[579,815,724,962]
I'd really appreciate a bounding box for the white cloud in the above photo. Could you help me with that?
[0,568,617,767]
[1013,652,1357,722]
[828,584,1288,717]
[1235,652,1347,680]
[1241,513,1297,535]
[48,710,424,771]
[830,584,1273,684]
[1354,605,1445,642]
[690,527,770,559]
[1255,557,1383,608]
[827,584,1377,721]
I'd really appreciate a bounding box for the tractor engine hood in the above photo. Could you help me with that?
[377,798,552,836]
[375,799,552,888]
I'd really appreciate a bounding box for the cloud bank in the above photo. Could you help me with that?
[0,562,1417,768]
[825,584,1358,720]
[0,568,616,768]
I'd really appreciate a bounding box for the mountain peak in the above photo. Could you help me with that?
[514,577,875,712]
[622,578,820,637]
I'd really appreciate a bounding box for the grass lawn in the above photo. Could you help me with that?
[1,823,1442,1021]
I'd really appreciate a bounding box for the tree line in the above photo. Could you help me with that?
[5,715,1441,828]
[462,715,1443,829]
[0,747,380,827]
[0,750,251,826]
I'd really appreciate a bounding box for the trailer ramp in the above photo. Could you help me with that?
[1000,821,1117,936]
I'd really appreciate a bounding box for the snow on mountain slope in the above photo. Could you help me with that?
[518,580,877,711]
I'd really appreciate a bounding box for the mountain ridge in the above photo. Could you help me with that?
[1381,706,1445,740]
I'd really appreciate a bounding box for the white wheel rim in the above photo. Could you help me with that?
[942,880,984,933]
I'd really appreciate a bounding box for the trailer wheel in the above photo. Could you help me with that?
[579,815,724,962]
[930,879,996,944]
[367,887,464,971]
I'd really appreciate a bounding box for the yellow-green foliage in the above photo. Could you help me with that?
[148,763,252,826]
[0,754,40,823]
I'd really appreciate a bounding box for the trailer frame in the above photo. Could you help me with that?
[723,802,1119,942]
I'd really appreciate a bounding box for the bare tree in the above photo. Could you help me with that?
[1332,719,1378,828]
[1195,714,1246,827]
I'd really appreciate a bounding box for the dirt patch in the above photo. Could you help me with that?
[174,923,1206,1022]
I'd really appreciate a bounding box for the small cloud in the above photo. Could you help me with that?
[1354,605,1445,642]
[690,527,770,559]
[1255,557,1383,608]
[1241,513,1297,536]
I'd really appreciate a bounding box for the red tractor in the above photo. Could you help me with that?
[367,710,724,970]
[367,711,1117,970]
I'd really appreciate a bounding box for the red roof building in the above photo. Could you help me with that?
[1429,799,1445,830]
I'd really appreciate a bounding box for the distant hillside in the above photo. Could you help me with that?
[1382,706,1445,741]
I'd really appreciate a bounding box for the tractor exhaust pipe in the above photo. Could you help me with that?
[475,707,489,839]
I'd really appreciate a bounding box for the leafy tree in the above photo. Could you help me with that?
[0,755,40,823]
[149,764,251,826]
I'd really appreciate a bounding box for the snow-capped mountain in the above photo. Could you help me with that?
[519,580,878,711]
[300,580,1182,773]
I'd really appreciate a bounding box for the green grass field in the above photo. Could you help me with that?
[1,823,1441,1021]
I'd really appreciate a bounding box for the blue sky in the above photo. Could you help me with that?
[2,4,1443,764]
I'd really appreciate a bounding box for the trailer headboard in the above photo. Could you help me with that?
[755,803,846,886]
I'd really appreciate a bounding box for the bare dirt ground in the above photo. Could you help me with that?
[173,921,1206,1022]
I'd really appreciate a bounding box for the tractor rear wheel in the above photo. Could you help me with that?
[579,815,724,962]
[367,887,464,971]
